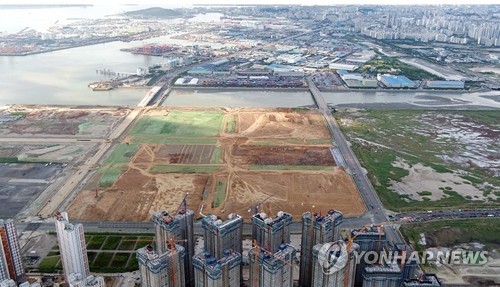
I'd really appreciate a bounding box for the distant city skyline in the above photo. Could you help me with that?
[2,0,500,6]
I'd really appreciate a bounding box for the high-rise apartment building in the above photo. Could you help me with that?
[54,212,89,283]
[402,274,441,287]
[251,211,292,253]
[248,243,295,287]
[362,263,402,287]
[152,209,194,287]
[136,244,185,287]
[0,220,25,284]
[202,214,242,258]
[193,250,241,287]
[299,210,343,287]
[310,240,358,287]
[352,225,386,286]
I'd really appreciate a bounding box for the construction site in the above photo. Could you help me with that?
[67,108,365,221]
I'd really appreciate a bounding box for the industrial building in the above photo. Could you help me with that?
[248,244,296,287]
[377,74,417,89]
[252,211,293,253]
[202,214,243,259]
[336,71,378,88]
[0,220,25,284]
[136,244,185,287]
[152,209,195,287]
[299,210,343,287]
[362,263,402,287]
[192,250,241,287]
[424,80,465,89]
[402,274,441,287]
[311,241,358,287]
[54,212,105,287]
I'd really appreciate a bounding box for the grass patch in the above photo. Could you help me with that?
[87,235,106,250]
[104,144,138,164]
[0,157,19,163]
[102,236,122,250]
[210,147,222,164]
[111,253,130,268]
[130,110,224,138]
[151,164,224,173]
[87,252,98,265]
[38,256,61,273]
[225,115,236,133]
[212,181,227,208]
[136,236,155,249]
[92,252,113,268]
[418,191,432,196]
[356,55,443,80]
[78,121,107,134]
[130,136,217,145]
[117,239,137,251]
[247,165,334,170]
[401,218,500,250]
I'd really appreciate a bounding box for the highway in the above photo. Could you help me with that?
[306,77,402,244]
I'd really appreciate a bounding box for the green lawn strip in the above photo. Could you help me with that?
[130,135,217,145]
[46,251,59,256]
[101,236,122,250]
[247,165,334,171]
[127,256,139,271]
[87,235,106,250]
[110,253,131,268]
[401,218,500,251]
[225,115,236,133]
[117,238,138,251]
[212,181,227,208]
[97,144,138,187]
[87,252,98,265]
[151,164,224,174]
[38,256,61,273]
[91,252,114,268]
[210,147,222,164]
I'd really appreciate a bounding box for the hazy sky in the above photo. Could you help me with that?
[3,0,500,5]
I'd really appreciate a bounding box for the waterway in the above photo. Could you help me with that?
[164,89,316,108]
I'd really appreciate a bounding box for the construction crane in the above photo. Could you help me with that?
[248,195,273,214]
[175,193,189,215]
[343,221,400,287]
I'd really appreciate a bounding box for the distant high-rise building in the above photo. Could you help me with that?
[54,212,89,284]
[402,274,441,287]
[193,250,241,287]
[251,211,292,253]
[152,209,194,287]
[202,213,242,258]
[136,244,185,287]
[299,210,343,287]
[311,241,358,287]
[362,263,402,287]
[0,219,25,284]
[248,243,295,287]
[394,243,418,280]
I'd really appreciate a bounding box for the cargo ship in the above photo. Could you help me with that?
[88,81,114,91]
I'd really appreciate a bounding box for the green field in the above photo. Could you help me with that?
[37,233,154,273]
[78,121,107,134]
[130,110,224,138]
[356,55,443,80]
[401,219,500,251]
[336,109,500,212]
[98,144,138,187]
[211,147,222,164]
[212,181,227,208]
[226,115,236,133]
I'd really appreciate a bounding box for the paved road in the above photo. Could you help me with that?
[0,137,104,143]
[306,77,402,244]
[394,208,500,223]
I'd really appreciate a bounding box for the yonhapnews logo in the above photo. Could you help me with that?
[317,242,349,275]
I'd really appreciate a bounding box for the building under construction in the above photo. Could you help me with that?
[251,211,293,253]
[0,219,25,284]
[192,250,241,287]
[351,225,386,287]
[248,243,296,287]
[362,263,402,287]
[202,213,243,258]
[152,209,194,287]
[402,274,441,287]
[311,240,358,287]
[299,210,343,287]
[136,244,185,287]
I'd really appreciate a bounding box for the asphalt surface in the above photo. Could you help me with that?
[306,77,402,244]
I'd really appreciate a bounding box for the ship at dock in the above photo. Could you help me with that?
[88,81,115,91]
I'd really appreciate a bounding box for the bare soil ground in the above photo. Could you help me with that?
[0,106,129,137]
[68,108,364,221]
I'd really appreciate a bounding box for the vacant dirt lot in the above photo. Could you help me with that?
[68,108,364,221]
